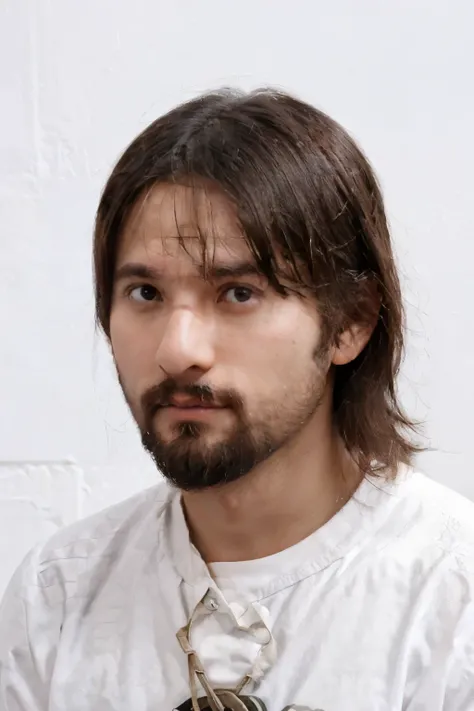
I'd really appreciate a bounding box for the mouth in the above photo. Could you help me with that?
[157,403,226,423]
[152,393,227,421]
[165,394,220,409]
[167,405,220,410]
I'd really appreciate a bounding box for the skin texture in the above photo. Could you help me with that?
[109,182,374,562]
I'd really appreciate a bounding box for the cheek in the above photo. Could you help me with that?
[262,338,313,388]
[223,310,321,392]
[260,304,322,360]
[109,311,155,393]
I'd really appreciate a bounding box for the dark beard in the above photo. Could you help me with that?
[137,379,282,491]
[138,378,325,492]
[120,338,328,492]
[142,418,276,491]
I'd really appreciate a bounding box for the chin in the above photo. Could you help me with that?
[169,421,230,444]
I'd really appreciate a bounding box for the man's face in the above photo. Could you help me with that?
[109,183,333,490]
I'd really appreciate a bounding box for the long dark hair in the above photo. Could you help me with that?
[94,88,421,477]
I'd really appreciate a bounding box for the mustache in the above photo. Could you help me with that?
[141,378,243,418]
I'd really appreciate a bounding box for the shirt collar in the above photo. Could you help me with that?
[164,488,214,610]
[162,469,411,601]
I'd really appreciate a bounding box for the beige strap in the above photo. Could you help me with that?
[178,619,252,710]
[178,623,225,711]
[177,590,274,709]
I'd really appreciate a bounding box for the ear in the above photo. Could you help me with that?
[330,279,380,366]
[331,321,376,366]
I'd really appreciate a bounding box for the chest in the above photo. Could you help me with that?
[48,570,445,711]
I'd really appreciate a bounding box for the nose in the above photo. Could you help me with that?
[155,308,215,377]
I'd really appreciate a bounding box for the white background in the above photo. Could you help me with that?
[0,0,473,596]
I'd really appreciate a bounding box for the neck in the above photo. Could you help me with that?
[181,405,363,563]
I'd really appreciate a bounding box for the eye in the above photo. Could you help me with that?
[128,284,161,302]
[221,286,256,304]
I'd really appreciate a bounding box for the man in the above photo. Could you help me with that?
[1,89,473,711]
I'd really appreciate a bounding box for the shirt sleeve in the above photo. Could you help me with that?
[0,547,62,711]
[405,596,474,711]
[442,600,474,710]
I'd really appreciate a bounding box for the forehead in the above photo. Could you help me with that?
[117,182,252,268]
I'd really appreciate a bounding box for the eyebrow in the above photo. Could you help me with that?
[114,261,264,283]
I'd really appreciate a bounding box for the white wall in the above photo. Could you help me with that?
[1,0,473,596]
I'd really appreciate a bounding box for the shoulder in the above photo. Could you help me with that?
[4,482,173,603]
[405,471,474,544]
[392,473,474,698]
[38,482,171,565]
[0,483,174,666]
[382,470,474,583]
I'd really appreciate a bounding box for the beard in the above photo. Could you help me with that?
[142,408,275,491]
[118,347,329,492]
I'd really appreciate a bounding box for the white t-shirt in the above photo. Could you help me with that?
[1,469,474,710]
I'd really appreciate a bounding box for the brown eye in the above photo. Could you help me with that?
[222,286,254,304]
[129,285,160,302]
